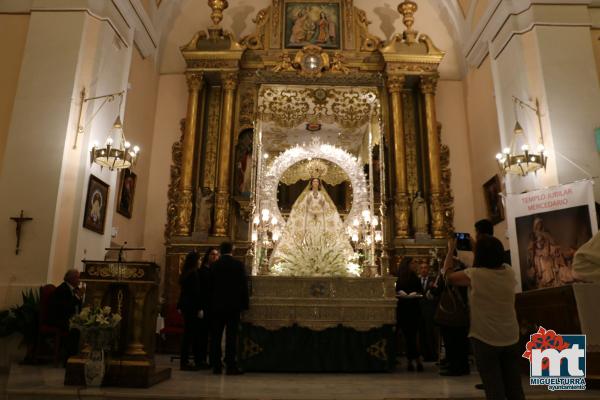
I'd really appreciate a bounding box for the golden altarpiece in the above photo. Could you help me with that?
[163,0,454,370]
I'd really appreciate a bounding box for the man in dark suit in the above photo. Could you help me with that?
[49,269,84,363]
[209,242,249,375]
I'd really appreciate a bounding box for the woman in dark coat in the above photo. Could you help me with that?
[396,256,424,371]
[178,251,205,370]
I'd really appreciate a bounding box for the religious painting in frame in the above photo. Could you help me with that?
[284,1,341,49]
[116,169,137,218]
[83,175,109,234]
[483,174,505,225]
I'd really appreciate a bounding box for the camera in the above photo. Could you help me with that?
[454,232,472,251]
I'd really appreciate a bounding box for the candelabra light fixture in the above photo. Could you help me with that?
[251,208,281,274]
[75,87,140,171]
[495,96,547,177]
[347,208,382,268]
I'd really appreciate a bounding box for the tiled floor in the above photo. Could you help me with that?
[3,357,598,400]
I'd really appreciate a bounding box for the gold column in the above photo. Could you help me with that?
[213,72,238,236]
[387,75,410,238]
[420,74,444,238]
[176,72,204,236]
[126,285,149,356]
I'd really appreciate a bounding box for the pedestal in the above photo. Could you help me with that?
[240,276,397,372]
[64,261,171,388]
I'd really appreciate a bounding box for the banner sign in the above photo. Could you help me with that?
[506,180,598,292]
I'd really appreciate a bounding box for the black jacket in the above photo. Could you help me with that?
[49,282,82,331]
[209,255,249,314]
[178,267,210,313]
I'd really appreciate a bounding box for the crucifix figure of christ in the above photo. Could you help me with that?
[10,210,33,255]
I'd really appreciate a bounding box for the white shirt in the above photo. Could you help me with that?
[463,266,520,346]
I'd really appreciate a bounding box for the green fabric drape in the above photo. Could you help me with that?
[239,323,396,372]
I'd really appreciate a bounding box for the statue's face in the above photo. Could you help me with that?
[311,179,320,190]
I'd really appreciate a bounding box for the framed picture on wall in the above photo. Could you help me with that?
[116,169,137,219]
[83,175,109,234]
[483,174,505,225]
[284,1,341,49]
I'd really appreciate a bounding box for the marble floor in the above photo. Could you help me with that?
[3,357,599,400]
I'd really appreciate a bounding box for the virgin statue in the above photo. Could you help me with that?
[412,192,428,235]
[270,178,356,276]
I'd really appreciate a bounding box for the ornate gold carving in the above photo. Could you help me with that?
[208,0,229,27]
[402,91,418,195]
[272,51,296,72]
[293,45,330,77]
[354,8,382,51]
[367,339,387,361]
[398,0,418,43]
[439,123,455,234]
[330,52,350,74]
[165,120,184,242]
[420,74,438,94]
[87,264,146,280]
[241,338,264,359]
[202,88,222,190]
[238,85,257,130]
[186,72,203,91]
[222,72,238,91]
[271,0,281,49]
[240,7,270,50]
[258,86,376,130]
[242,276,397,331]
[280,158,348,186]
[394,194,410,238]
[213,190,230,236]
[344,0,354,49]
[430,193,444,238]
[175,189,193,235]
[386,75,405,94]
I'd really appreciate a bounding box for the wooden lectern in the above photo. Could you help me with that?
[64,261,171,387]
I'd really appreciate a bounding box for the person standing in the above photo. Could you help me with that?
[177,251,206,370]
[199,247,219,367]
[417,262,438,362]
[209,242,249,375]
[443,236,525,400]
[395,257,424,372]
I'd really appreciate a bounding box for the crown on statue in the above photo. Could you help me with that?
[306,158,328,179]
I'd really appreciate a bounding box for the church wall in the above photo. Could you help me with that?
[0,11,90,307]
[436,80,476,235]
[143,73,188,282]
[463,57,509,246]
[110,48,160,256]
[591,28,600,85]
[0,14,30,177]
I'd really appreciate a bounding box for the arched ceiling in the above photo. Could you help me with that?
[154,0,470,79]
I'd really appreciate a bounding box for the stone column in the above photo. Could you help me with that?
[387,75,410,238]
[213,72,238,236]
[176,72,204,236]
[420,74,444,238]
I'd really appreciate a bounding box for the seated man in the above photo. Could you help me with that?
[49,269,84,363]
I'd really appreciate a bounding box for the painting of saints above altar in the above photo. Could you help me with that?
[284,3,341,49]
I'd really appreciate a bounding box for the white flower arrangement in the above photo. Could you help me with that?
[70,306,122,330]
[272,232,360,277]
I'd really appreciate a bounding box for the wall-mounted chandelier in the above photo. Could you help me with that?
[90,116,140,171]
[496,96,547,177]
[75,87,140,171]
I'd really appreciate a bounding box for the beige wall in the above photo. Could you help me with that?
[436,80,476,234]
[463,57,508,245]
[111,49,159,253]
[0,14,29,176]
[143,74,187,270]
[591,29,600,97]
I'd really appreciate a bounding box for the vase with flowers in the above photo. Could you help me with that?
[70,306,121,386]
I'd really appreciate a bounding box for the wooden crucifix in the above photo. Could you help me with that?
[10,210,33,255]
